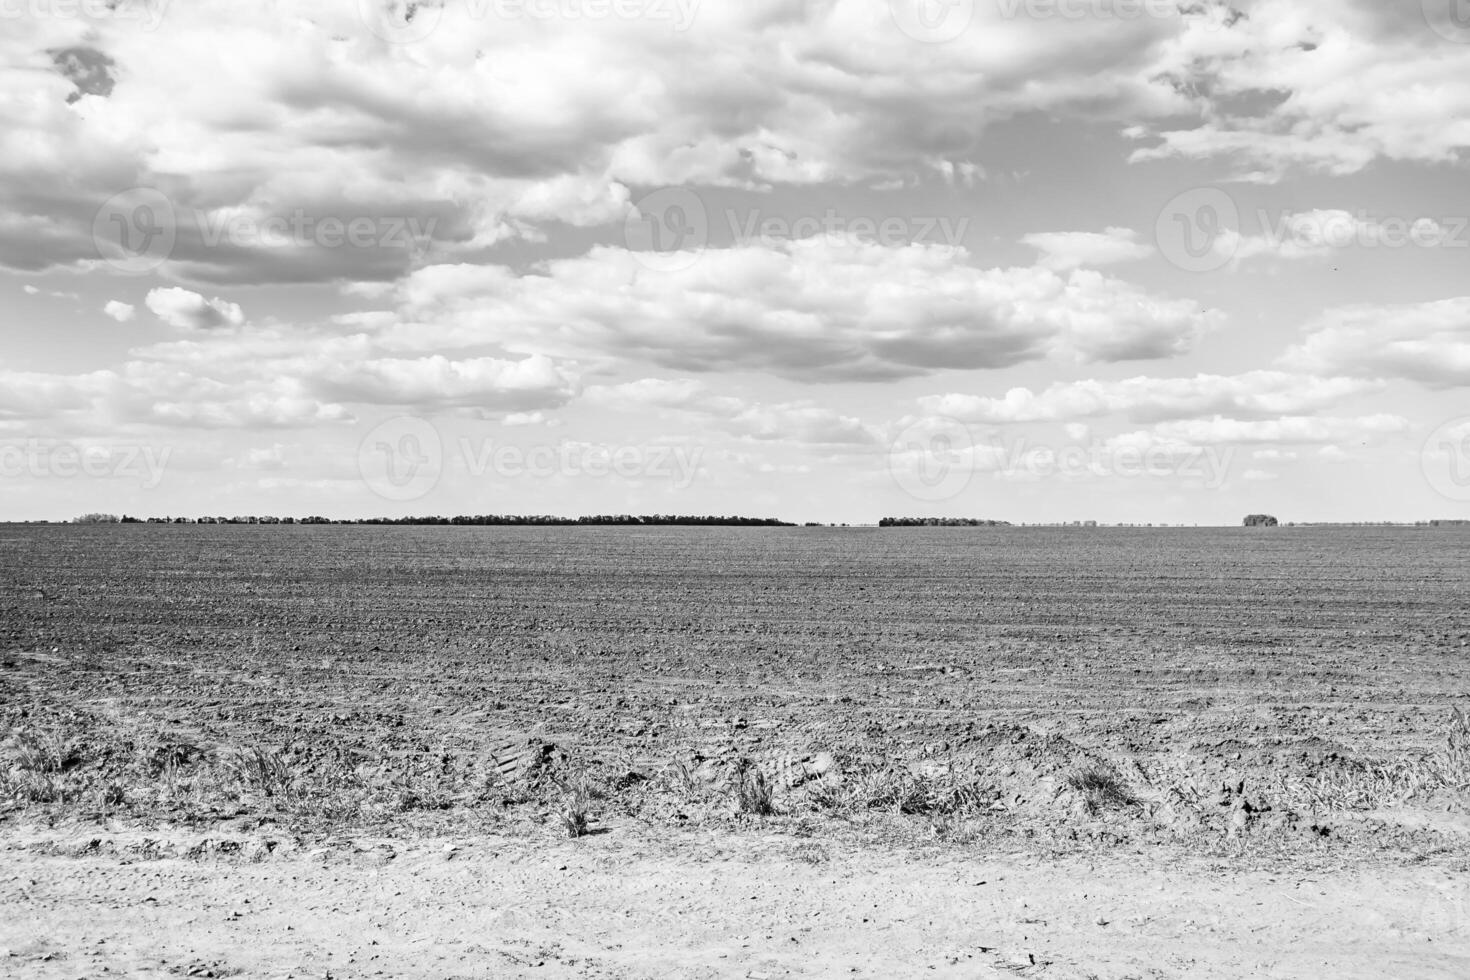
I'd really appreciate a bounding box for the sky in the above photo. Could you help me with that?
[3,0,1469,525]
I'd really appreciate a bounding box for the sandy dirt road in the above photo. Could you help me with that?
[4,823,1468,980]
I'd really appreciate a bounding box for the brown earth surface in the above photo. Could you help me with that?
[3,524,1469,977]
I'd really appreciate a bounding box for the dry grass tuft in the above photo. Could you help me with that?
[14,729,85,774]
[1067,767,1138,815]
[734,762,776,816]
[221,746,296,802]
[1274,707,1470,813]
[561,801,590,838]
[554,770,598,838]
[810,761,994,817]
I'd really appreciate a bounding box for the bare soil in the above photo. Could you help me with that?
[3,524,1469,977]
[4,821,1469,979]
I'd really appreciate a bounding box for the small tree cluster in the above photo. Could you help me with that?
[880,517,1011,527]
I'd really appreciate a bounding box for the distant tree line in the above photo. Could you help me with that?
[1243,514,1279,527]
[879,517,1012,527]
[1287,520,1469,527]
[74,513,796,527]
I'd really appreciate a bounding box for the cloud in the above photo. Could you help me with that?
[0,1,1198,287]
[724,403,880,448]
[1087,413,1409,477]
[51,45,116,104]
[0,327,582,430]
[1130,2,1470,180]
[586,377,744,415]
[0,362,350,429]
[1210,210,1453,267]
[920,372,1379,424]
[102,300,135,322]
[308,353,579,414]
[0,367,113,422]
[1281,297,1470,387]
[588,378,880,449]
[227,444,289,471]
[1146,414,1409,445]
[394,240,1218,382]
[2,1,1459,289]
[23,285,79,300]
[1021,227,1154,270]
[145,288,246,332]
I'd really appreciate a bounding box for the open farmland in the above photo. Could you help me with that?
[3,524,1470,978]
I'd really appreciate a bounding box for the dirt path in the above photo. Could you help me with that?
[4,824,1467,980]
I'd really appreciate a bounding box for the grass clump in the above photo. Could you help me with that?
[1,723,91,805]
[809,761,994,817]
[1284,706,1470,812]
[561,799,590,838]
[221,746,296,803]
[1067,767,1137,815]
[552,769,603,838]
[734,763,775,816]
